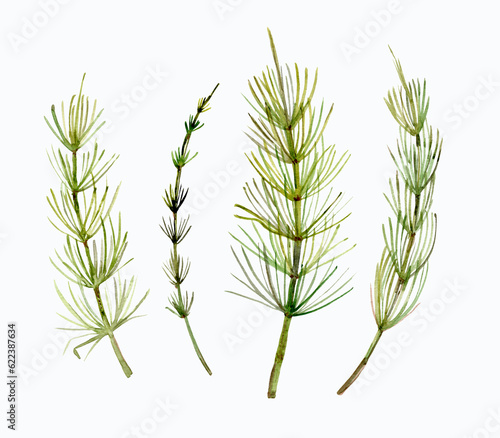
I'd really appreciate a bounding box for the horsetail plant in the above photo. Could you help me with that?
[46,74,149,378]
[160,84,219,375]
[337,50,442,395]
[229,29,353,398]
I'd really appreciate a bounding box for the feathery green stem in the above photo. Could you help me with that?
[337,49,442,395]
[268,160,303,396]
[161,84,219,375]
[230,29,353,398]
[46,74,149,377]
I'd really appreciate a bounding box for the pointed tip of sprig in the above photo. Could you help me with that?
[266,27,275,44]
[78,73,86,98]
[210,83,220,96]
[388,45,400,68]
[267,28,276,50]
[267,28,280,71]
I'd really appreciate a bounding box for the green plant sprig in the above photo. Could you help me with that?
[337,49,442,395]
[229,29,353,398]
[46,74,149,377]
[161,83,219,375]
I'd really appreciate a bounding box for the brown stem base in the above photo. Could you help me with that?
[337,329,383,395]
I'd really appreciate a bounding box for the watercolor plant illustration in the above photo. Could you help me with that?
[337,50,443,395]
[160,84,219,375]
[46,75,149,378]
[229,30,353,398]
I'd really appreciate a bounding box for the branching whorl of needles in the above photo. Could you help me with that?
[161,83,219,376]
[229,29,353,398]
[337,49,443,395]
[46,74,149,378]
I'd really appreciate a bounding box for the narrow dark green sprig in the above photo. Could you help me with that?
[229,29,353,398]
[46,74,149,378]
[160,83,219,375]
[337,49,443,395]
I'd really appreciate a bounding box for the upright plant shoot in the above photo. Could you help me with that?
[230,30,353,398]
[46,75,149,377]
[337,50,442,395]
[161,84,219,375]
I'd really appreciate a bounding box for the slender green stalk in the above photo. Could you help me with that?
[108,330,132,378]
[337,49,442,395]
[268,160,303,396]
[161,84,219,375]
[229,29,354,398]
[268,314,292,398]
[46,74,149,377]
[184,316,212,375]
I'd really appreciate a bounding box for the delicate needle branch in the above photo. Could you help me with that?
[337,48,442,395]
[161,84,219,375]
[46,74,149,377]
[229,29,353,398]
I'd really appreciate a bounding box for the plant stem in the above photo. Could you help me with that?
[268,314,292,398]
[164,85,218,374]
[337,328,383,395]
[383,133,422,320]
[184,316,212,375]
[71,149,132,378]
[107,330,133,378]
[92,284,132,378]
[269,139,302,398]
[339,130,424,394]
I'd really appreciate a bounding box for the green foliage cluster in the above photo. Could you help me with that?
[42,36,443,394]
[230,30,353,398]
[46,75,148,377]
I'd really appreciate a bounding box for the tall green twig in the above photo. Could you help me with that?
[161,84,219,375]
[46,74,149,377]
[337,49,442,395]
[229,29,353,398]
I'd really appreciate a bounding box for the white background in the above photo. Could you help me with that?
[1,0,499,436]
